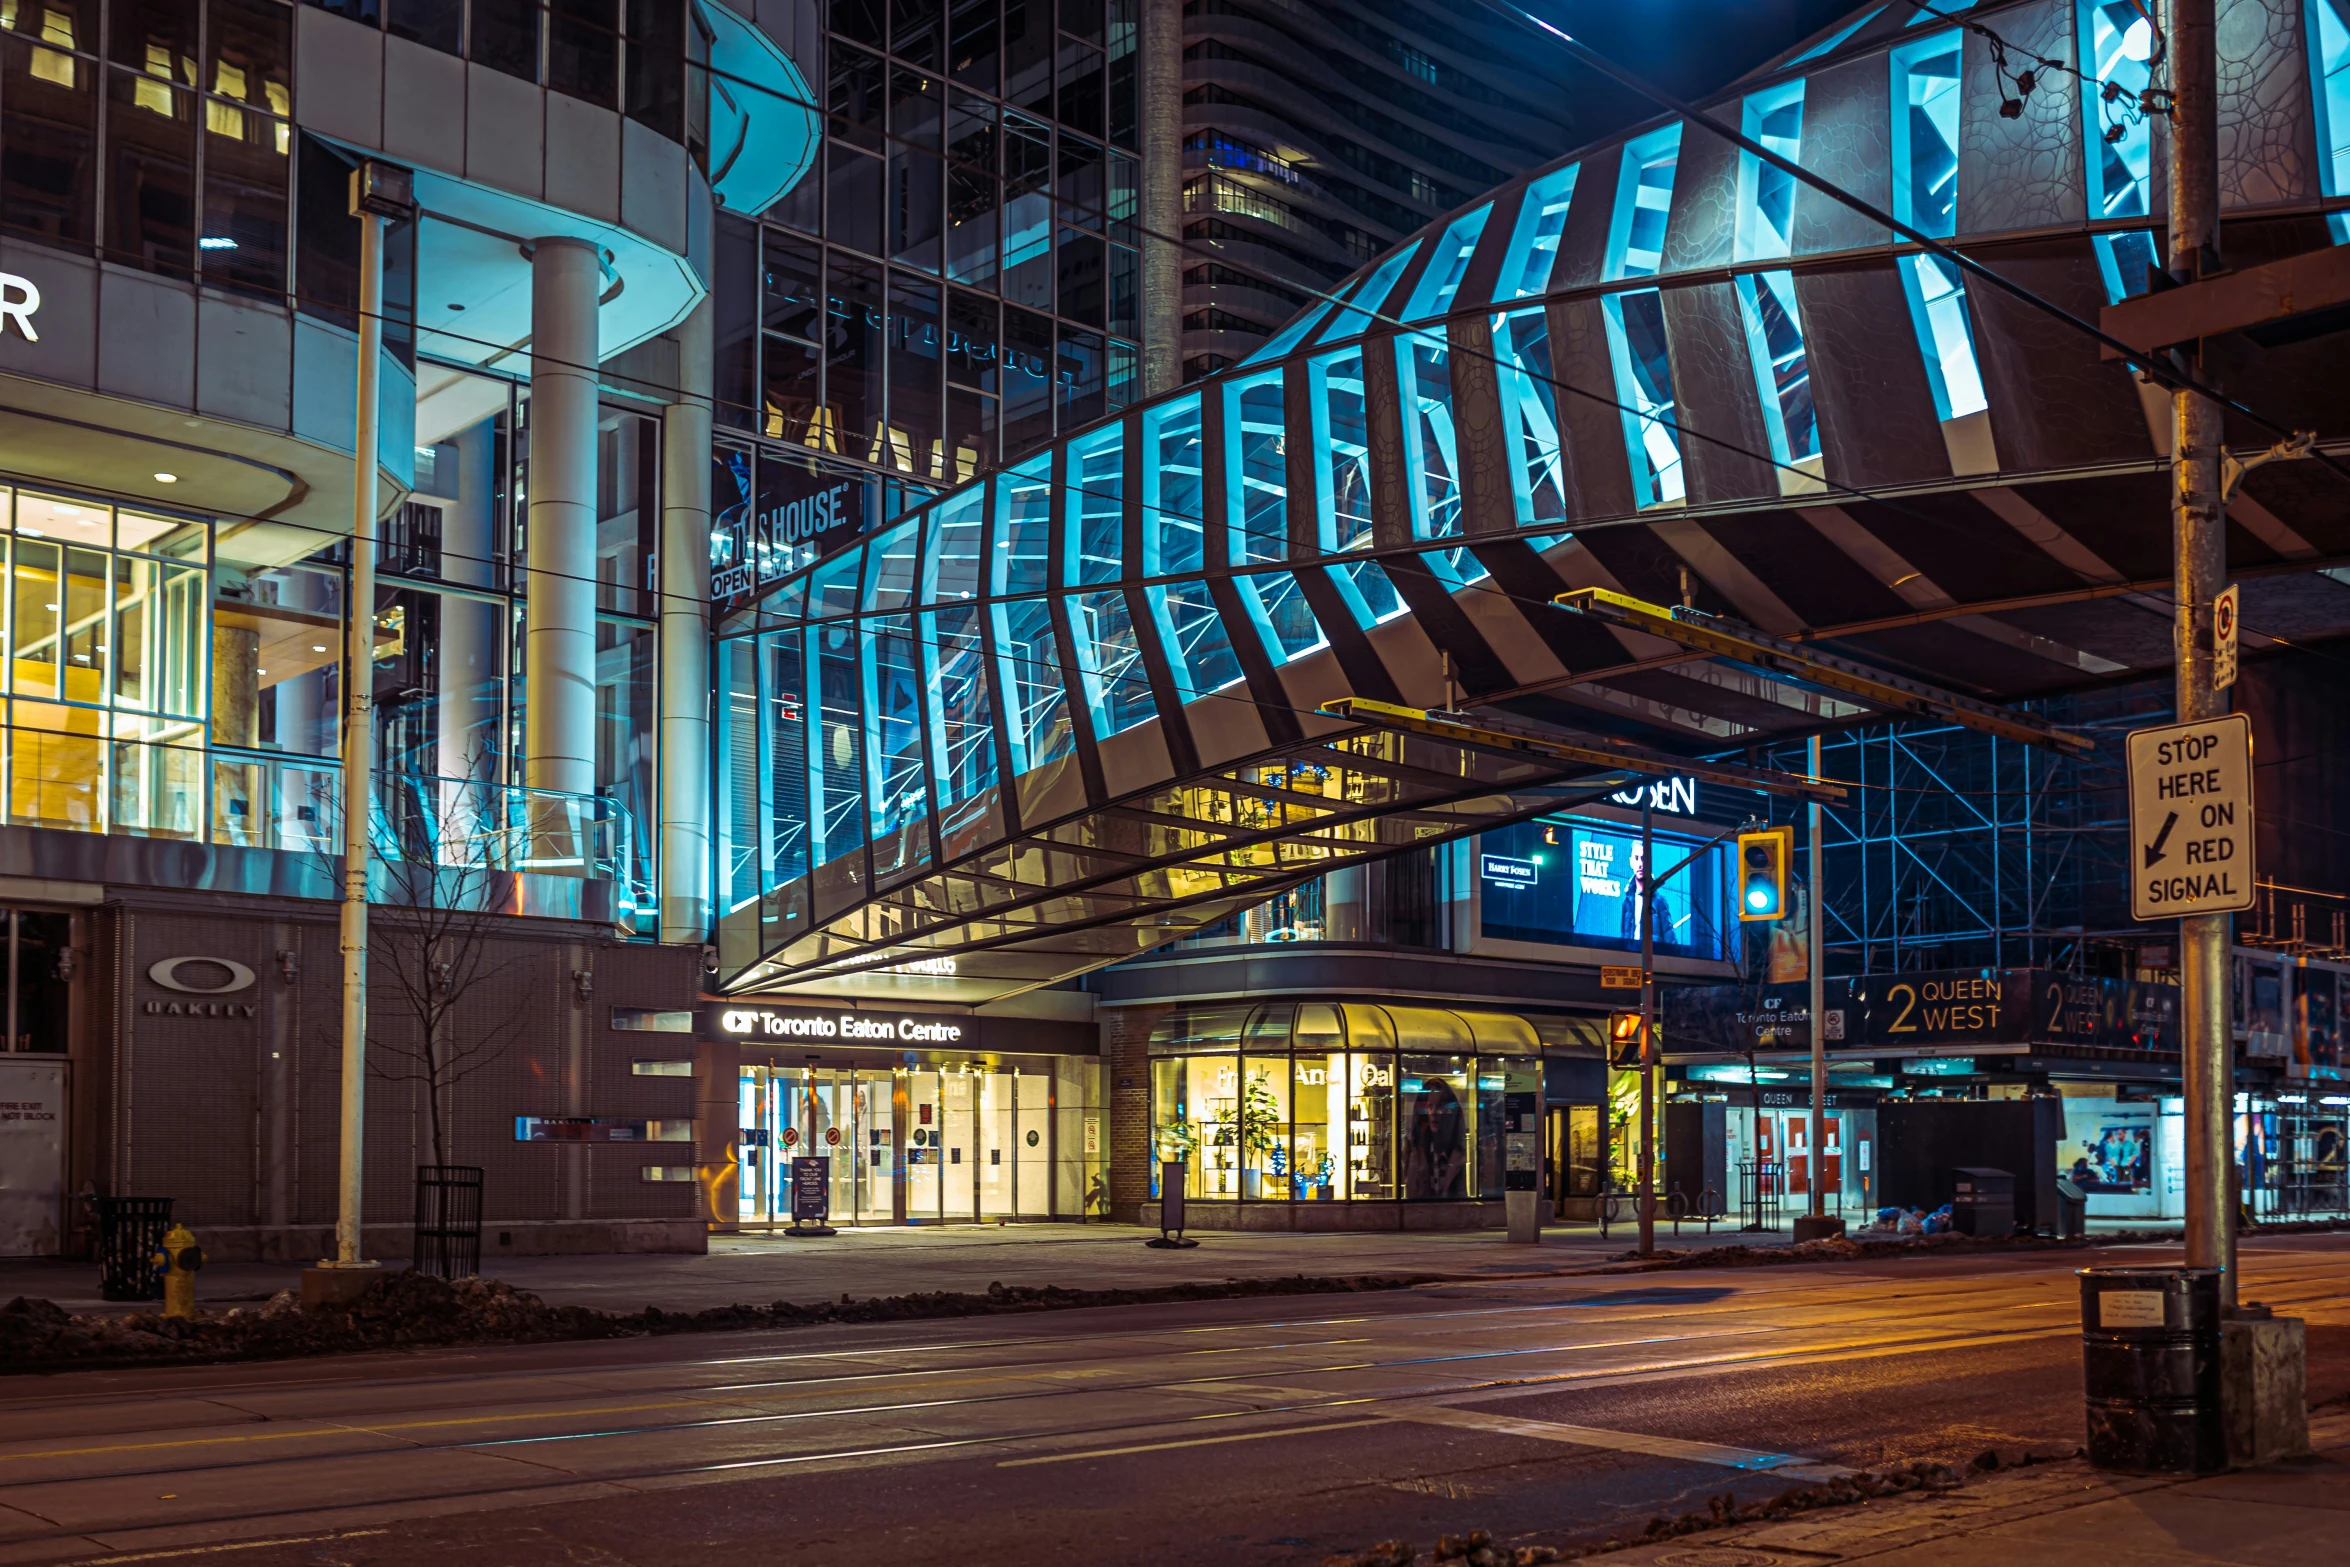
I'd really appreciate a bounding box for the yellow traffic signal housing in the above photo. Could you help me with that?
[1736,826,1795,922]
[1607,1010,1648,1067]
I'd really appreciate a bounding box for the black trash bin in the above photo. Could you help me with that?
[1951,1166,2014,1236]
[2056,1177,2088,1241]
[2079,1266,2226,1473]
[89,1196,175,1302]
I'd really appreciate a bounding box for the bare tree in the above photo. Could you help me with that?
[364,825,534,1169]
[314,751,534,1170]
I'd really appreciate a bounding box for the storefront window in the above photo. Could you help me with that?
[0,491,209,839]
[1150,1001,1546,1204]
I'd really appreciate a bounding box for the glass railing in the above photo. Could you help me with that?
[210,752,654,929]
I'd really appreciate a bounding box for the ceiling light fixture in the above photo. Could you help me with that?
[153,472,177,483]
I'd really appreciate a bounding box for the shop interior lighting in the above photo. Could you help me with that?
[1554,587,2094,755]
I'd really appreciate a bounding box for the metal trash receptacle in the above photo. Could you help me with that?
[1951,1166,2014,1236]
[2080,1266,2226,1473]
[89,1196,175,1302]
[2056,1177,2088,1240]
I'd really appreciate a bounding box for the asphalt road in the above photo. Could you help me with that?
[1,1237,2345,1566]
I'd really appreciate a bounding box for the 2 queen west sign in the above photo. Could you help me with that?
[1662,967,2180,1057]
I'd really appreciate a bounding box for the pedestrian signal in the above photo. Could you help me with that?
[1608,1010,1647,1067]
[1736,826,1794,922]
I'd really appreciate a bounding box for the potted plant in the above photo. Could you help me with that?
[1239,1071,1283,1199]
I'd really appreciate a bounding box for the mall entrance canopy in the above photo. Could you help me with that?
[713,0,2350,1003]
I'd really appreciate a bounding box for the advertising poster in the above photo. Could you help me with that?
[1478,818,1721,959]
[2061,1098,2162,1218]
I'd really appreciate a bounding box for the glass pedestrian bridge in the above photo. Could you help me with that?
[716,0,2350,1000]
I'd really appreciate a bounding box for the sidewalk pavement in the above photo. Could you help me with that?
[1586,1407,2350,1567]
[0,1213,2195,1319]
[0,1218,1744,1316]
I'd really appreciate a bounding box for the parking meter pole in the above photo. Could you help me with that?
[1637,798,1656,1259]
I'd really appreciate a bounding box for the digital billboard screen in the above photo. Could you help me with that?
[1478,817,1725,959]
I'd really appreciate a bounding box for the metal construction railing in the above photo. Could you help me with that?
[209,756,655,930]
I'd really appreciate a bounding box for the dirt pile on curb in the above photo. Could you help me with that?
[0,1270,1437,1373]
[1322,1458,1976,1565]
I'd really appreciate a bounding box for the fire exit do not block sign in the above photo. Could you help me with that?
[2127,713,2256,921]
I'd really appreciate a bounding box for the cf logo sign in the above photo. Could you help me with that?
[148,956,257,994]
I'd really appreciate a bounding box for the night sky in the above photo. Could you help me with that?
[1519,0,1883,140]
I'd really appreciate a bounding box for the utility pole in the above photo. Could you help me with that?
[1637,797,1657,1258]
[2166,0,2234,1307]
[309,161,414,1304]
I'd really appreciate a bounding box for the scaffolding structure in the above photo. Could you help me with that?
[1760,682,2175,976]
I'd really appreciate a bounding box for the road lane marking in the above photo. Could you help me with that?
[1382,1404,1851,1480]
[0,1402,720,1463]
[81,1529,390,1562]
[995,1417,1393,1468]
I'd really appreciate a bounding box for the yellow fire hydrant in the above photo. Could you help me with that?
[152,1223,203,1319]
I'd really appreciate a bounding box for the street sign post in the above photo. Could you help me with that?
[2127,714,2255,922]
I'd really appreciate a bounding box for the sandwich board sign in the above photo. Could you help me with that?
[2126,714,2255,921]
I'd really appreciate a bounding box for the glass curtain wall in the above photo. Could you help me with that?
[1147,1001,1537,1206]
[711,0,1141,556]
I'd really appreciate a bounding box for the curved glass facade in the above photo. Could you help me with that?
[713,0,2350,999]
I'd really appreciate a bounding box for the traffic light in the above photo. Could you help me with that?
[1608,1010,1648,1067]
[1736,826,1794,922]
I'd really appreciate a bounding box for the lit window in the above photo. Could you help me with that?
[1901,253,1988,419]
[1237,571,1327,663]
[1498,163,1579,300]
[1311,347,1374,552]
[1223,370,1288,564]
[1601,125,1684,506]
[1735,82,1805,263]
[1314,240,1423,344]
[1063,425,1123,586]
[2308,0,2350,242]
[1734,82,1818,474]
[1492,308,1566,527]
[1603,289,1685,506]
[1891,33,1963,238]
[1401,203,1493,321]
[1737,270,1820,466]
[1891,33,1988,423]
[2081,0,2163,299]
[1604,124,1682,281]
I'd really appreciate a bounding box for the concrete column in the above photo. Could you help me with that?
[525,237,603,800]
[658,300,713,945]
[1139,0,1184,396]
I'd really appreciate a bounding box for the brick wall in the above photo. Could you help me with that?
[1102,1002,1174,1222]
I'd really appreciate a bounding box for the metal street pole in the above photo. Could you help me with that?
[2167,0,2235,1307]
[1807,733,1827,1225]
[1638,797,1657,1258]
[331,194,384,1273]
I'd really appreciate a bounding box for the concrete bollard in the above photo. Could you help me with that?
[2221,1310,2308,1467]
[1505,1187,1541,1244]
